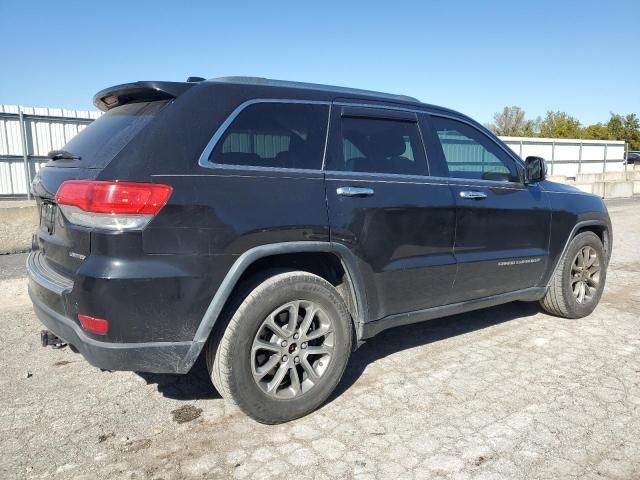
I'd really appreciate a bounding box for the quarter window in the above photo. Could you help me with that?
[328,116,427,175]
[209,103,329,170]
[430,116,519,182]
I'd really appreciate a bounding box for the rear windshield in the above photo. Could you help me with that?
[51,100,168,168]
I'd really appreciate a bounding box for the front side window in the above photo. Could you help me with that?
[430,116,519,182]
[209,103,329,170]
[328,116,427,175]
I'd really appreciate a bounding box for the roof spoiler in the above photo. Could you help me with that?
[93,81,194,111]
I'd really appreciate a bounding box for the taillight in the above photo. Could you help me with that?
[55,180,172,231]
[78,314,109,335]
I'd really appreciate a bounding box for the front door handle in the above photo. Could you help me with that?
[336,186,375,197]
[459,190,487,200]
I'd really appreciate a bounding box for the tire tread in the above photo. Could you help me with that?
[540,231,605,319]
[206,271,352,424]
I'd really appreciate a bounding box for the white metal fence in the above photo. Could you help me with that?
[0,105,628,198]
[501,136,627,177]
[0,104,100,198]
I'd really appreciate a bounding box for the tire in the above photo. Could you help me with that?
[206,270,353,424]
[540,231,607,318]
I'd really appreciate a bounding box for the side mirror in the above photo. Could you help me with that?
[524,156,547,184]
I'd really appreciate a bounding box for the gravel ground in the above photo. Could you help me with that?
[1,198,639,480]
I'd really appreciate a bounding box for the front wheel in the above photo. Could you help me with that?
[540,231,607,318]
[206,271,353,424]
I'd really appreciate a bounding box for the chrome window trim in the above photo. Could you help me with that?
[334,101,526,169]
[197,97,525,181]
[197,99,331,170]
[324,171,525,190]
[324,170,445,184]
[446,176,529,190]
[192,163,324,175]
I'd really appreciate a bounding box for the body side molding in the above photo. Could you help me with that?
[361,287,546,339]
[178,241,368,372]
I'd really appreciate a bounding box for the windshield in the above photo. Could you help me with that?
[51,100,168,168]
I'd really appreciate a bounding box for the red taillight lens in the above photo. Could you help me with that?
[56,180,172,215]
[78,314,109,335]
[55,181,173,231]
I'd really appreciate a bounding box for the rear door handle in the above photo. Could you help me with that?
[459,190,487,199]
[336,186,374,197]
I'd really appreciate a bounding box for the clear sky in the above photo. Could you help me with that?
[1,0,638,125]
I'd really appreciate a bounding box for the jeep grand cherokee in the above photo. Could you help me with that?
[28,77,612,423]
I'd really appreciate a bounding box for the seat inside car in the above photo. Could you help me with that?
[347,130,417,175]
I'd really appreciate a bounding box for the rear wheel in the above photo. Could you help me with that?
[540,231,607,318]
[206,271,352,424]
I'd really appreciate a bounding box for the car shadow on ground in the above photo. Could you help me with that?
[138,301,541,402]
[328,300,541,404]
[137,357,221,400]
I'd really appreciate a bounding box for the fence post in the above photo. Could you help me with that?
[550,141,555,176]
[578,141,583,175]
[603,144,607,174]
[18,109,32,200]
[1,119,14,194]
[624,142,628,179]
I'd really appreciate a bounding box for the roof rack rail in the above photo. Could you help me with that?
[208,76,420,103]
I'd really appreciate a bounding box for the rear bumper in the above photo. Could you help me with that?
[27,251,200,373]
[29,287,194,373]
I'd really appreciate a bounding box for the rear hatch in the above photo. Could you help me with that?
[32,84,185,279]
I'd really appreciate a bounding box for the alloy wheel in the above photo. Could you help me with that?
[251,300,334,399]
[570,246,601,304]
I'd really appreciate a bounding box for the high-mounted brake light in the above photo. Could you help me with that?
[55,180,172,231]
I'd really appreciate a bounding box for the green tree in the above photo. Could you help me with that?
[521,118,541,137]
[539,111,582,138]
[607,113,625,140]
[607,113,640,150]
[487,108,640,147]
[487,106,527,136]
[583,123,609,140]
[625,114,640,150]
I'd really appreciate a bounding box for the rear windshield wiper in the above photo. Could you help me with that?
[48,150,81,161]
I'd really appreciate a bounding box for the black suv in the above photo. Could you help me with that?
[28,77,612,423]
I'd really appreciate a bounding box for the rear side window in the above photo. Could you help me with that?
[328,116,427,175]
[209,103,329,170]
[430,116,519,182]
[58,101,168,168]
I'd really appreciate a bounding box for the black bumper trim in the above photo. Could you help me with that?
[26,251,73,295]
[29,286,194,374]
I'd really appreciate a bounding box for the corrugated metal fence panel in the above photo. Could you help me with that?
[500,136,626,177]
[222,132,291,158]
[0,115,24,156]
[438,132,508,174]
[0,104,99,196]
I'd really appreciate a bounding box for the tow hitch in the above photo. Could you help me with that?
[40,330,66,349]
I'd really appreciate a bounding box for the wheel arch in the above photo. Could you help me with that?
[178,242,368,372]
[545,219,611,290]
[574,224,611,261]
